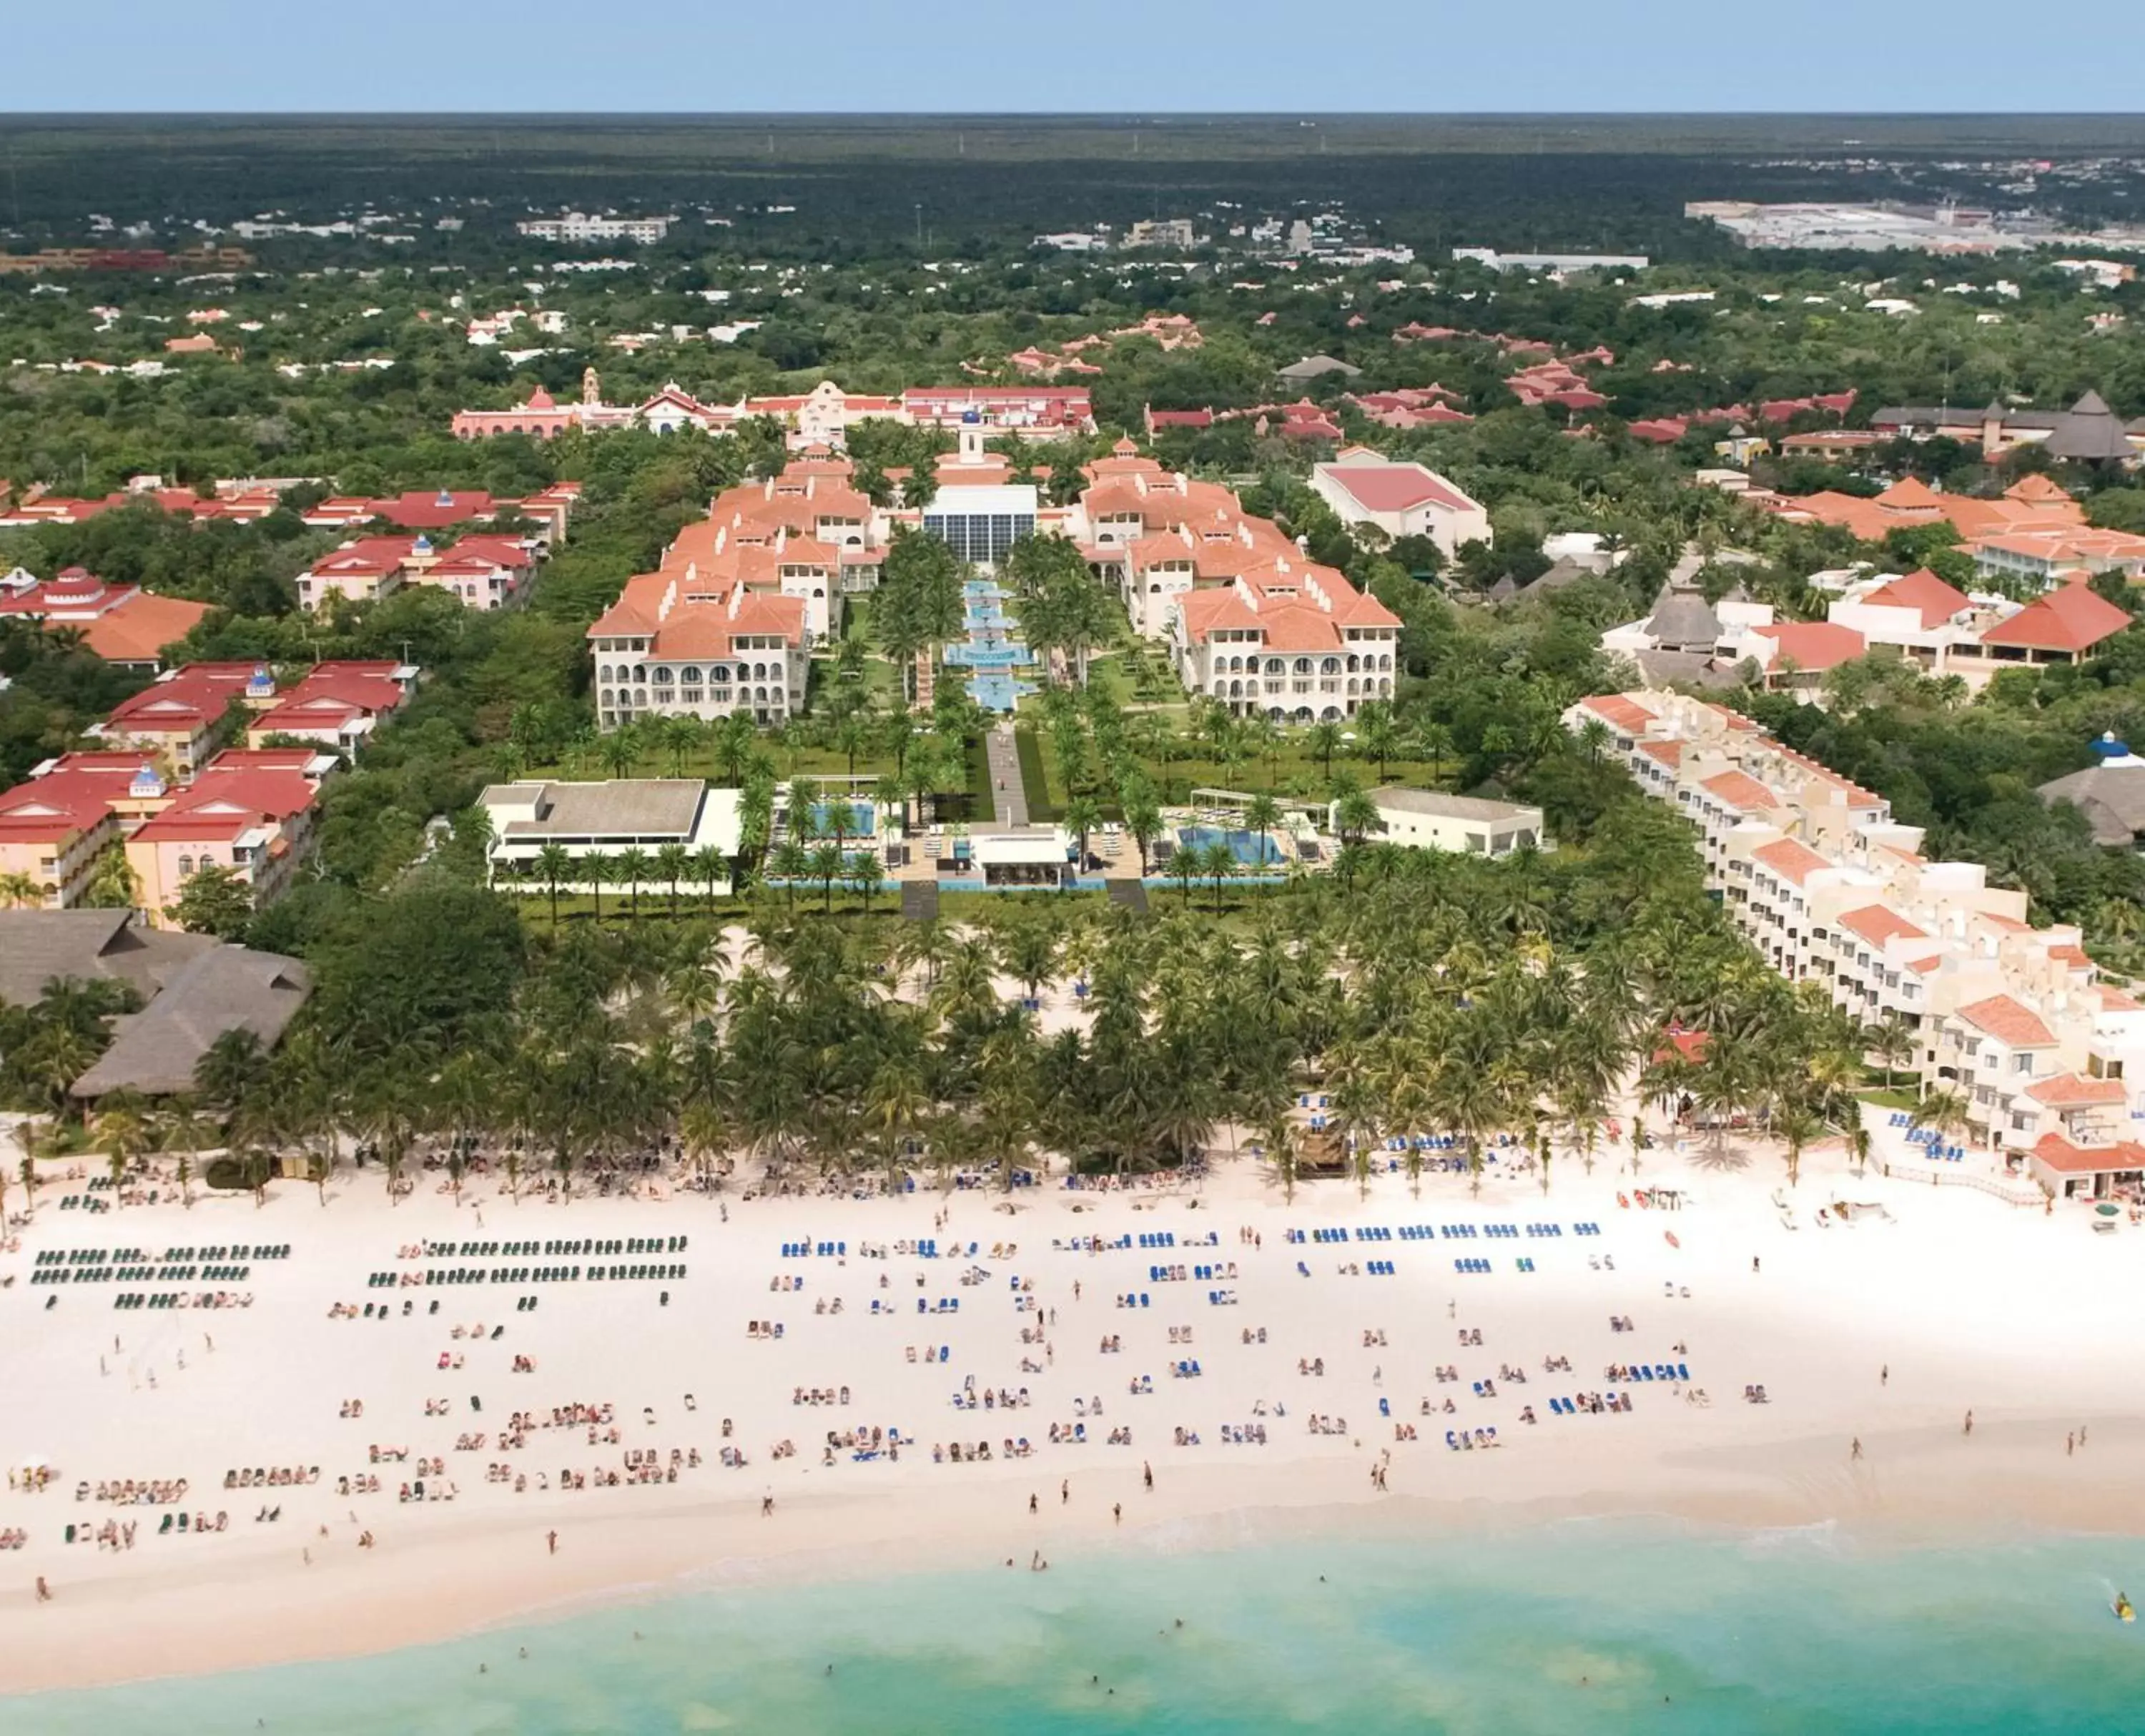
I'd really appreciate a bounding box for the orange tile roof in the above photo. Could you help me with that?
[1858,568,1972,629]
[1977,582,2132,654]
[2025,1073,2127,1108]
[1838,904,1930,947]
[1752,837,1830,886]
[1700,770,1780,812]
[2028,1133,2145,1174]
[1956,993,2057,1048]
[1579,694,1655,734]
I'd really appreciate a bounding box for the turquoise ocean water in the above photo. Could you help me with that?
[9,1520,2145,1735]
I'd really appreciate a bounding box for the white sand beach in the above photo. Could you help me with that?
[4,1119,2142,1695]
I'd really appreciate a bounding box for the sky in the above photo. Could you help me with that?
[6,0,2144,113]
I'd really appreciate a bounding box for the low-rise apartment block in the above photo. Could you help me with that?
[1570,690,2145,1193]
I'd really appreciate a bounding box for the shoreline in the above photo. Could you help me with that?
[15,1415,2145,1697]
[5,1133,2142,1697]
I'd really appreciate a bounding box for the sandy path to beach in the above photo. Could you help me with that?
[3,1128,2141,1692]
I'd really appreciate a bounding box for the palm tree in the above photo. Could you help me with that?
[533,841,571,929]
[582,850,615,925]
[194,1028,268,1117]
[809,842,845,915]
[846,850,887,917]
[655,842,691,920]
[691,844,729,910]
[1062,796,1100,875]
[770,839,809,913]
[1910,1088,1971,1149]
[615,847,653,922]
[1304,719,1342,785]
[0,869,42,909]
[1263,1115,1301,1203]
[1199,839,1238,914]
[1863,1012,1917,1092]
[94,1094,154,1198]
[1243,793,1282,886]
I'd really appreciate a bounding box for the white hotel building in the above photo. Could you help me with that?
[1571,690,2145,1198]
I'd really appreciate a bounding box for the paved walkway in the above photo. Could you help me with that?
[985,724,1028,827]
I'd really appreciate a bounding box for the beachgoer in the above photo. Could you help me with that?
[1061,1479,1069,1505]
[2067,1432,2075,1457]
[1880,1365,1888,1387]
[1143,1461,1153,1491]
[547,1529,558,1554]
[1030,1493,1037,1514]
[1751,1257,1760,1274]
[1850,1438,1862,1461]
[1963,1410,1973,1437]
[1113,1503,1122,1524]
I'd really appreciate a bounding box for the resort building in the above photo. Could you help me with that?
[1868,393,2144,467]
[1764,474,2086,547]
[1342,788,1546,856]
[1570,690,2145,1185]
[240,661,417,754]
[1056,440,1404,715]
[124,751,327,927]
[1968,526,2145,588]
[452,376,1090,450]
[1310,448,1491,558]
[478,779,744,897]
[295,533,541,613]
[583,455,886,730]
[0,907,309,1101]
[0,761,129,907]
[93,662,267,776]
[0,566,209,669]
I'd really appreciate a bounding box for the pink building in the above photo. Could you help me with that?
[243,661,415,753]
[125,755,324,926]
[94,663,269,776]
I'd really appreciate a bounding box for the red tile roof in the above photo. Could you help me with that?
[1858,568,1972,629]
[1319,463,1476,516]
[1976,581,2132,655]
[1838,904,1930,947]
[1956,993,2057,1048]
[1753,621,1866,672]
[1700,770,1780,812]
[1752,837,1830,887]
[2028,1133,2145,1175]
[1578,694,1655,734]
[2025,1074,2128,1108]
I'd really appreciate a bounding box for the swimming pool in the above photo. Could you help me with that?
[1176,825,1281,867]
[807,800,876,838]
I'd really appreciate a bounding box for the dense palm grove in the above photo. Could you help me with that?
[2,772,1873,1210]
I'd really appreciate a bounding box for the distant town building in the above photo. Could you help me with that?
[1451,248,1649,273]
[515,212,674,244]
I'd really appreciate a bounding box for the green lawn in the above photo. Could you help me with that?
[1030,729,1461,815]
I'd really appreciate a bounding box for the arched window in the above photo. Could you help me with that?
[651,667,674,686]
[178,854,195,879]
[1321,657,1340,676]
[1265,658,1284,676]
[1293,658,1312,676]
[681,666,701,684]
[708,665,729,685]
